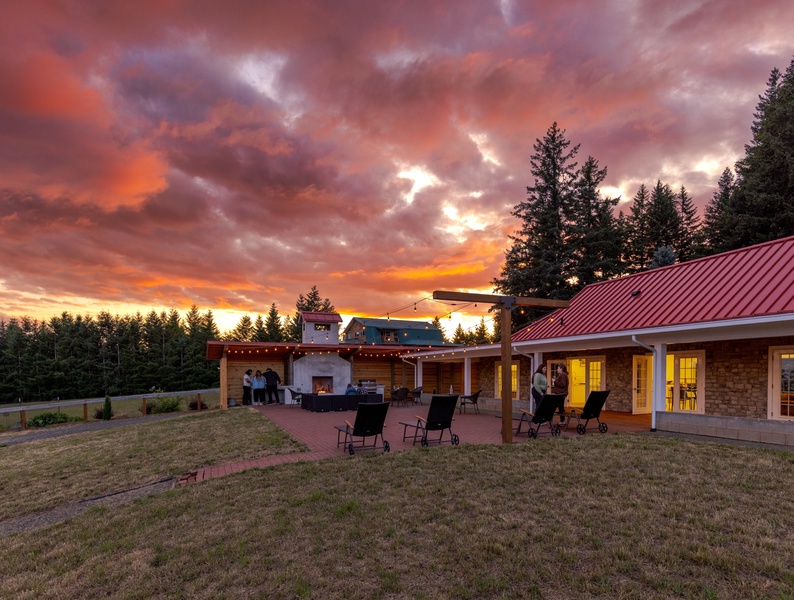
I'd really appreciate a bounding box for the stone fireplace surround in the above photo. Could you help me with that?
[292,353,352,397]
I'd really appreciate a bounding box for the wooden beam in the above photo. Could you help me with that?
[432,290,569,444]
[432,290,569,309]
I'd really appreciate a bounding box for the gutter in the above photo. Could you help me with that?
[631,335,657,431]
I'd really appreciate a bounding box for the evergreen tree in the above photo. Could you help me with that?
[728,58,794,247]
[676,186,701,261]
[264,303,284,342]
[430,316,447,343]
[472,318,491,345]
[702,168,736,254]
[285,286,335,342]
[568,156,624,288]
[451,324,468,345]
[229,315,255,342]
[649,246,678,269]
[647,180,682,261]
[623,184,652,272]
[252,315,268,342]
[493,122,580,330]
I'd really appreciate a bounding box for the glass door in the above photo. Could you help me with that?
[632,355,652,414]
[771,350,794,419]
[665,352,704,413]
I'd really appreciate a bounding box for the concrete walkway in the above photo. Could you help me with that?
[178,403,651,485]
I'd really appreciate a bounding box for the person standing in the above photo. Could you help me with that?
[531,364,547,409]
[251,370,266,406]
[242,369,253,406]
[264,368,282,404]
[550,363,569,423]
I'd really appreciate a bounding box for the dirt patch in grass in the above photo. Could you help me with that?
[2,434,793,599]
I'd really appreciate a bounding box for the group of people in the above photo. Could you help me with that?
[532,362,569,424]
[242,368,282,406]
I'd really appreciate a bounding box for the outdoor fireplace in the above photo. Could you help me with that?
[312,376,334,394]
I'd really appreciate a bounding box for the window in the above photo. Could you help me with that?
[665,351,705,413]
[495,362,519,400]
[769,348,794,419]
[314,324,330,331]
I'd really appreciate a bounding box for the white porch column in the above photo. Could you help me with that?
[464,356,472,395]
[416,359,423,388]
[652,343,667,431]
[532,352,543,412]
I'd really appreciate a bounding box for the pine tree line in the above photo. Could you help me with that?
[0,307,221,403]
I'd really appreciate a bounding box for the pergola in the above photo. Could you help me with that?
[432,291,569,443]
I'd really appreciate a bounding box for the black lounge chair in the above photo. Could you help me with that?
[515,393,565,438]
[459,390,481,414]
[335,402,390,455]
[391,387,410,406]
[400,394,460,447]
[566,390,610,434]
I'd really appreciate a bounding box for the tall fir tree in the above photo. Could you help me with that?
[252,315,268,342]
[623,184,652,273]
[493,122,580,330]
[264,303,284,342]
[229,315,255,342]
[568,155,624,288]
[727,57,794,247]
[702,168,736,254]
[676,186,701,261]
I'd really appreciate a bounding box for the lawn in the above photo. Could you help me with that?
[1,415,794,599]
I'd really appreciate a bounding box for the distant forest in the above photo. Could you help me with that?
[2,56,793,403]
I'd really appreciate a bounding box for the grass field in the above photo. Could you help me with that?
[0,392,221,433]
[1,411,794,599]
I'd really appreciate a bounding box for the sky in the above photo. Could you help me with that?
[1,0,793,336]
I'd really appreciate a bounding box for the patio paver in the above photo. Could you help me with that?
[178,403,650,485]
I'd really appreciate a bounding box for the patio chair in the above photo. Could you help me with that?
[409,386,423,405]
[391,387,410,407]
[400,394,460,447]
[335,401,391,455]
[458,390,481,414]
[514,393,565,438]
[566,390,610,434]
[286,388,303,408]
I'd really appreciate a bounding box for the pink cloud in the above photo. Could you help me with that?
[1,0,793,329]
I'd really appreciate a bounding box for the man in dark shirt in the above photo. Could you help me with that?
[263,368,282,404]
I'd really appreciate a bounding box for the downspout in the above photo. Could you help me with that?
[631,335,657,431]
[402,356,417,388]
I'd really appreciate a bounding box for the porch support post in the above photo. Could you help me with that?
[220,349,228,409]
[500,303,513,444]
[416,359,423,388]
[652,343,667,431]
[464,356,472,396]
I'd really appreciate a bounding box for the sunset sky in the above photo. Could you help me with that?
[1,1,793,335]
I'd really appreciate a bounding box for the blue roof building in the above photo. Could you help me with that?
[342,317,447,346]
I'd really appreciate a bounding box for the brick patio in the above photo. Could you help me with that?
[178,403,651,485]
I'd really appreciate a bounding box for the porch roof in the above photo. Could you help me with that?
[206,340,447,361]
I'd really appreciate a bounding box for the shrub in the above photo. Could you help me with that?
[102,395,113,421]
[151,396,181,414]
[188,397,208,411]
[27,412,72,428]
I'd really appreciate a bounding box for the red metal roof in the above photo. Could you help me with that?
[513,235,794,342]
[300,311,342,323]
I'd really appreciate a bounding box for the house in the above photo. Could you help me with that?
[207,312,452,408]
[342,317,447,346]
[405,235,794,446]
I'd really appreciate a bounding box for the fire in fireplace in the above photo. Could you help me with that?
[312,376,334,394]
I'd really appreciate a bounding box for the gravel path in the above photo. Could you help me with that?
[0,413,186,446]
[0,478,177,537]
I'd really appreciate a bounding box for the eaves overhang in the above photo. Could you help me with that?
[404,313,794,362]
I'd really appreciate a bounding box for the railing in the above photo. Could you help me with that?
[0,388,220,430]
